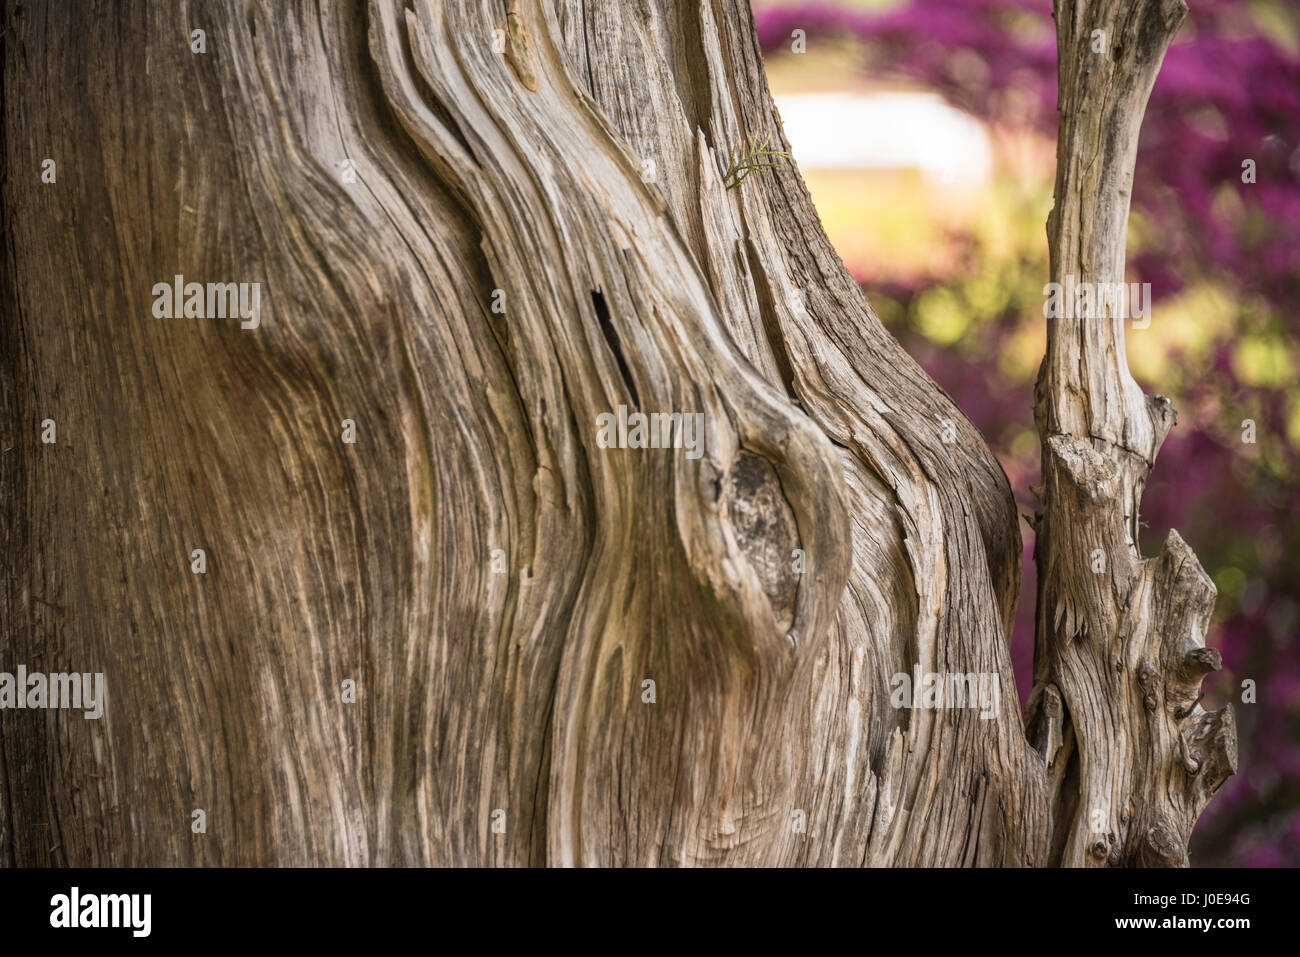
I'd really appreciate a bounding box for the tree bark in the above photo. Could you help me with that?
[0,0,1231,866]
[1025,0,1237,867]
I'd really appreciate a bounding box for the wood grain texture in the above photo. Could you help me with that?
[1025,0,1237,866]
[0,0,1228,866]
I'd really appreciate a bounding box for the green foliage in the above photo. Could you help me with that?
[722,131,790,190]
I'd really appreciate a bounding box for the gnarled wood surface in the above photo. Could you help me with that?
[0,0,1229,866]
[1025,0,1236,866]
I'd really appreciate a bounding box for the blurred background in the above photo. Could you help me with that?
[751,0,1300,866]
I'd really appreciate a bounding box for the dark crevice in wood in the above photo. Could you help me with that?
[667,0,718,152]
[590,288,639,410]
[742,237,798,403]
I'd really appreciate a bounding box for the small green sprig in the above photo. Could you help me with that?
[721,131,790,190]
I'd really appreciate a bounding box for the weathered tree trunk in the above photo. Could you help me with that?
[1025,0,1236,867]
[1,0,1231,866]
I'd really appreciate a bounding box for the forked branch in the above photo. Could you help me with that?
[1028,0,1237,867]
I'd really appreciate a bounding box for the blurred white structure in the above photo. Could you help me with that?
[773,91,993,184]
